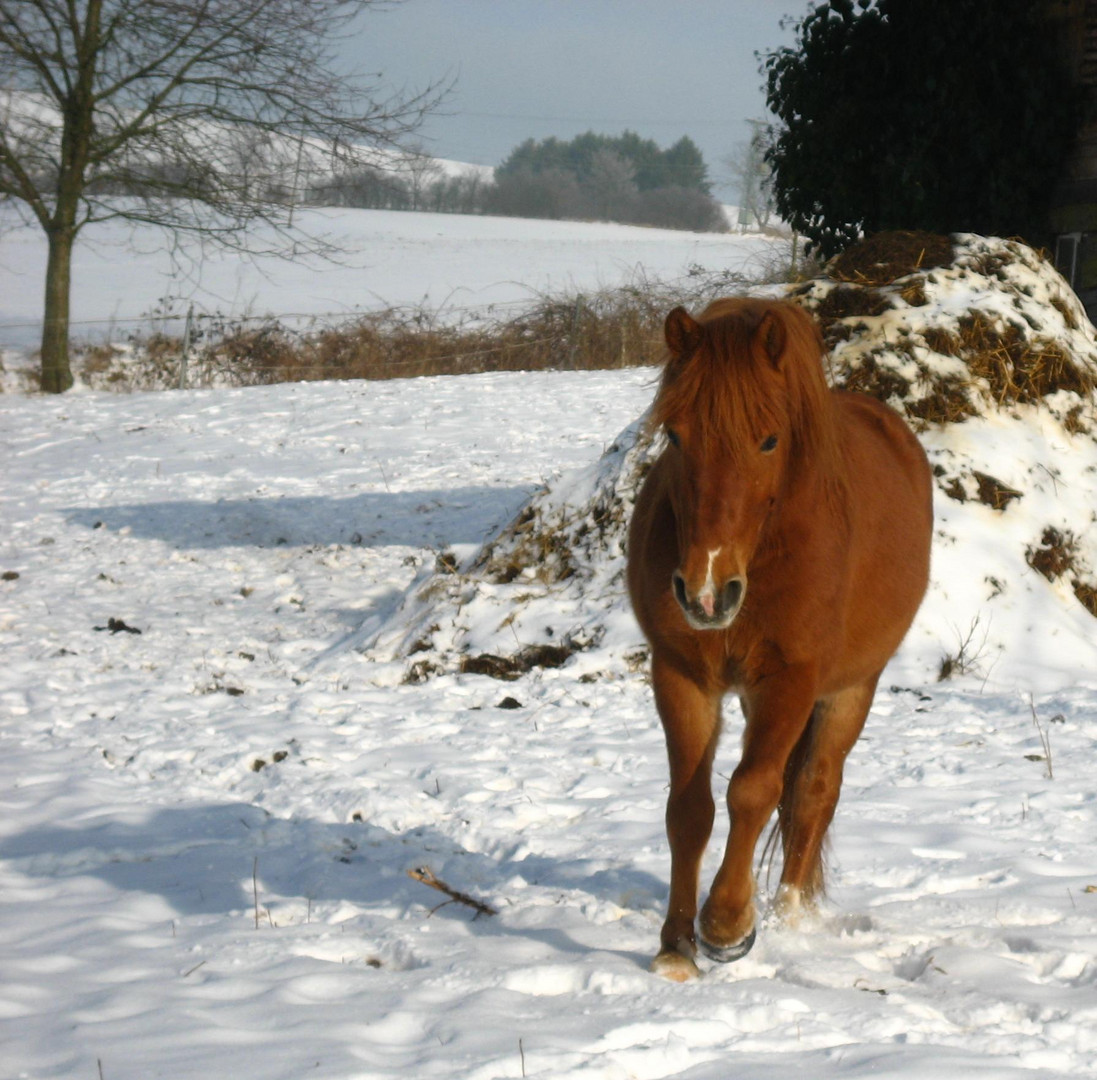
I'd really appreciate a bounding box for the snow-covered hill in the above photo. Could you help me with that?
[0,203,785,355]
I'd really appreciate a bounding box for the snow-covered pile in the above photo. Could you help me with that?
[370,234,1097,691]
[367,415,657,684]
[797,233,1097,687]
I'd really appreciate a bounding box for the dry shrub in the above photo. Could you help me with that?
[83,266,778,389]
[829,231,954,286]
[80,342,124,379]
[76,332,189,390]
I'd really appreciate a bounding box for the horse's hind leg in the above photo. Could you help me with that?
[651,655,721,981]
[776,674,880,915]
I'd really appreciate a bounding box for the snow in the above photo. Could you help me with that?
[2,215,1097,1078]
[0,203,785,350]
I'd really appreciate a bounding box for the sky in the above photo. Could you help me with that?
[344,0,808,198]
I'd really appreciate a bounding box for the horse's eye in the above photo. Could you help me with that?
[761,434,778,453]
[666,427,681,448]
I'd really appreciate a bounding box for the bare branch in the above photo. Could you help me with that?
[407,866,499,919]
[0,0,446,390]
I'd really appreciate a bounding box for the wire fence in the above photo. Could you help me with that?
[1,286,683,391]
[1,256,793,391]
[0,292,551,334]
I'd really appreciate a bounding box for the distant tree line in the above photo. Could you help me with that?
[311,132,728,232]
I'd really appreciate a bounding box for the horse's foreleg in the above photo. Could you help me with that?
[651,656,721,981]
[698,666,817,960]
[777,675,879,912]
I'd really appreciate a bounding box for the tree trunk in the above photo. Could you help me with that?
[40,228,76,393]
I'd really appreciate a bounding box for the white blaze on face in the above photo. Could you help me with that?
[699,547,721,617]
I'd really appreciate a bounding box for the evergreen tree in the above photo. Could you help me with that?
[496,131,711,195]
[762,0,1078,257]
[663,137,710,195]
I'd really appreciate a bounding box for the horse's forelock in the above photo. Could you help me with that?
[652,301,843,472]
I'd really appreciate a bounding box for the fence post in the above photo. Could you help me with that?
[178,304,194,390]
[566,295,583,370]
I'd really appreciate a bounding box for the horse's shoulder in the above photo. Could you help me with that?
[833,390,923,451]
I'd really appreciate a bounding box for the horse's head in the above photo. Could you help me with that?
[652,299,833,631]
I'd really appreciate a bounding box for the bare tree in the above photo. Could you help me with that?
[401,141,443,211]
[0,0,443,392]
[585,149,637,221]
[723,121,776,229]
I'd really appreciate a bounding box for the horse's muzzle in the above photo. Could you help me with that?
[672,571,744,630]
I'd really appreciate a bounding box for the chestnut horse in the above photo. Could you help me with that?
[627,298,932,981]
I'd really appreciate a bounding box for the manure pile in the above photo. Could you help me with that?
[366,234,1097,689]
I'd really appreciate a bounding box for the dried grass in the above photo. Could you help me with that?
[1026,527,1079,581]
[460,643,576,681]
[829,231,954,286]
[972,471,1023,511]
[67,265,781,390]
[814,286,892,322]
[905,375,979,426]
[1050,294,1080,331]
[1074,581,1097,617]
[1025,527,1097,619]
[840,352,911,402]
[957,312,1093,405]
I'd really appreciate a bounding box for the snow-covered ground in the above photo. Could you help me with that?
[2,212,1097,1078]
[2,365,1097,1079]
[0,205,785,350]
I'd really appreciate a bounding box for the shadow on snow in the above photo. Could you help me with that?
[62,484,538,550]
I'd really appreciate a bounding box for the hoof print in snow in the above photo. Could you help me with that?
[1,570,19,581]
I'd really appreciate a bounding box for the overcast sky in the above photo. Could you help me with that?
[345,1,810,197]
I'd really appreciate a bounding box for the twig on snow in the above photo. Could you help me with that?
[407,866,498,918]
[1028,694,1054,779]
[253,856,260,929]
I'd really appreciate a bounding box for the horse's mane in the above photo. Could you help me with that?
[652,299,846,481]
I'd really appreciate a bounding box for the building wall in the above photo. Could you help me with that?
[1047,0,1097,314]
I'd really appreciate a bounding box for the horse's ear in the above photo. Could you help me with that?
[756,309,787,370]
[664,306,702,360]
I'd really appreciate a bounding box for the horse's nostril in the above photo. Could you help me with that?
[672,572,688,609]
[724,577,744,610]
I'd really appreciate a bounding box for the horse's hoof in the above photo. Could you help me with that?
[651,950,702,982]
[699,927,756,963]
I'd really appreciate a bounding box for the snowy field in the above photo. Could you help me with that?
[0,205,784,351]
[2,369,1097,1079]
[2,211,1097,1078]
